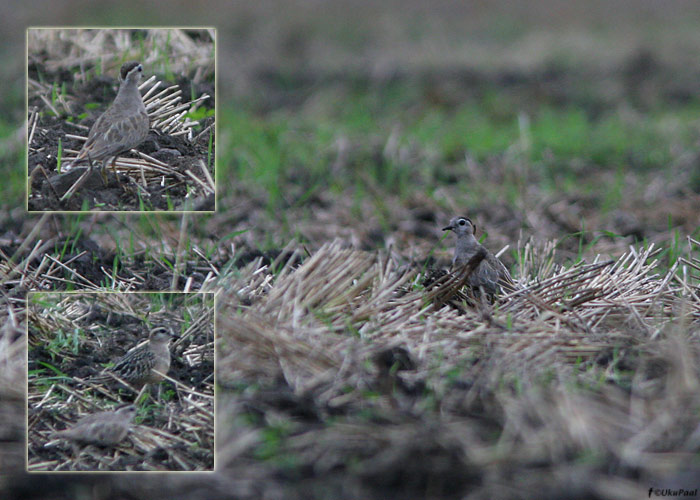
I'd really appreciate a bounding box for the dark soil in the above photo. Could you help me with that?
[27,293,215,471]
[4,6,700,500]
[27,61,215,211]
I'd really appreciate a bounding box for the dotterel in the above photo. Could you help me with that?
[91,326,174,388]
[51,404,137,448]
[442,216,516,295]
[68,61,149,173]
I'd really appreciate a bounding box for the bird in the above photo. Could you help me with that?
[67,61,149,175]
[51,404,137,449]
[442,216,517,296]
[91,326,174,388]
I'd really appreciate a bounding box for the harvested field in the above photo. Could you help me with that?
[1,1,700,499]
[26,292,215,471]
[213,239,700,498]
[26,28,215,211]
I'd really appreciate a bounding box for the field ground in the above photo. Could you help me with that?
[27,292,214,472]
[26,29,215,211]
[1,1,700,499]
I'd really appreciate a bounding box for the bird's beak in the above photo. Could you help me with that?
[442,225,453,231]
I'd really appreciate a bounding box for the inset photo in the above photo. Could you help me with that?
[27,28,215,212]
[27,292,215,472]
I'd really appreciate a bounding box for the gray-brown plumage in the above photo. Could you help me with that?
[443,216,516,295]
[92,326,173,388]
[52,404,136,448]
[68,61,149,171]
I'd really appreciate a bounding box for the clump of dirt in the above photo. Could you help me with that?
[27,57,215,211]
[26,292,215,471]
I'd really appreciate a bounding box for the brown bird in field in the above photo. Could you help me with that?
[442,216,516,296]
[91,326,174,388]
[51,404,137,449]
[68,61,149,174]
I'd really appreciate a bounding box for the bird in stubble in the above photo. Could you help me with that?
[67,61,149,176]
[51,404,137,452]
[442,216,517,296]
[91,326,174,388]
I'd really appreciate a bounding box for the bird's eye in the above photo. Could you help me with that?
[459,219,467,226]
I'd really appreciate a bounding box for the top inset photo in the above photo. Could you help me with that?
[27,28,216,212]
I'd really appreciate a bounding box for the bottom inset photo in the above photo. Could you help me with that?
[27,292,215,472]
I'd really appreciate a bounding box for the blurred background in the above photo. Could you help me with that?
[3,0,700,258]
[2,1,700,498]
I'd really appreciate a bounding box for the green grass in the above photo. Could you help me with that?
[45,328,82,357]
[0,107,26,207]
[219,85,700,219]
[56,138,63,173]
[254,423,293,461]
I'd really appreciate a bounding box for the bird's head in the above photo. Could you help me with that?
[120,61,144,83]
[442,216,476,237]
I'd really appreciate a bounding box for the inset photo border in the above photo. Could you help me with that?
[27,27,216,212]
[26,291,215,472]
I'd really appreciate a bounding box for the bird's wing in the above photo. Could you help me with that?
[112,347,156,378]
[74,109,148,163]
[491,255,518,292]
[89,420,129,445]
[477,254,498,279]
